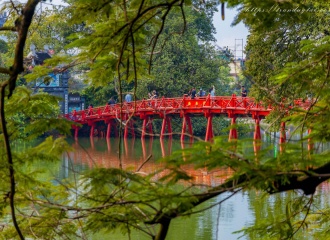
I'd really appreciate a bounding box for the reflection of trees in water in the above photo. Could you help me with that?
[67,137,233,187]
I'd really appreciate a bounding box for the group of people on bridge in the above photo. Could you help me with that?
[108,90,159,105]
[187,85,247,99]
[187,85,215,99]
[103,85,247,107]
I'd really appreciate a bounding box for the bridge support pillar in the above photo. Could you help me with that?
[89,122,96,138]
[141,117,153,139]
[228,116,237,141]
[124,121,129,139]
[131,120,136,137]
[160,116,172,139]
[160,138,166,157]
[72,125,80,139]
[280,122,286,152]
[114,121,119,137]
[105,119,119,138]
[167,117,172,137]
[106,123,111,138]
[141,138,146,159]
[308,129,313,153]
[254,118,261,140]
[181,115,193,141]
[205,115,213,141]
[106,120,112,138]
[253,118,262,154]
[279,122,286,144]
[124,119,135,139]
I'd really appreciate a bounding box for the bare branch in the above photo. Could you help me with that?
[10,0,21,15]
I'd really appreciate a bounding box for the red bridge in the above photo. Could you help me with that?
[64,94,311,142]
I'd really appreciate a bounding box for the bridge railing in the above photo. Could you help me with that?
[64,97,186,122]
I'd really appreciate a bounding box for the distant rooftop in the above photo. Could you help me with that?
[34,52,52,65]
[25,51,52,71]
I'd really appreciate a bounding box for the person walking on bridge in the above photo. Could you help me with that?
[108,97,116,105]
[125,92,132,102]
[191,87,196,99]
[150,90,158,99]
[198,88,206,97]
[210,85,215,97]
[241,86,247,97]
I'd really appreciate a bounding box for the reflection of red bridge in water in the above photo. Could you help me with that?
[69,138,234,186]
[69,137,329,191]
[64,94,311,142]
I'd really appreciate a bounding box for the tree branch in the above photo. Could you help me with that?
[9,0,40,98]
[1,0,40,239]
[0,67,11,75]
[155,218,171,240]
[0,83,24,239]
[269,162,330,195]
[146,159,330,229]
[0,26,16,31]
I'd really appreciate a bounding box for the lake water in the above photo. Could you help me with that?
[58,136,330,240]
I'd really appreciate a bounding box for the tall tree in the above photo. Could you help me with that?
[136,3,221,98]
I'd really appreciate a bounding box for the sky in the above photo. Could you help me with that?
[213,6,249,58]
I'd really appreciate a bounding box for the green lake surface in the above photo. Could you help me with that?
[54,136,330,240]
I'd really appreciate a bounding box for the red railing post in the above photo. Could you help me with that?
[243,97,247,108]
[204,94,211,107]
[230,94,237,107]
[88,106,93,116]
